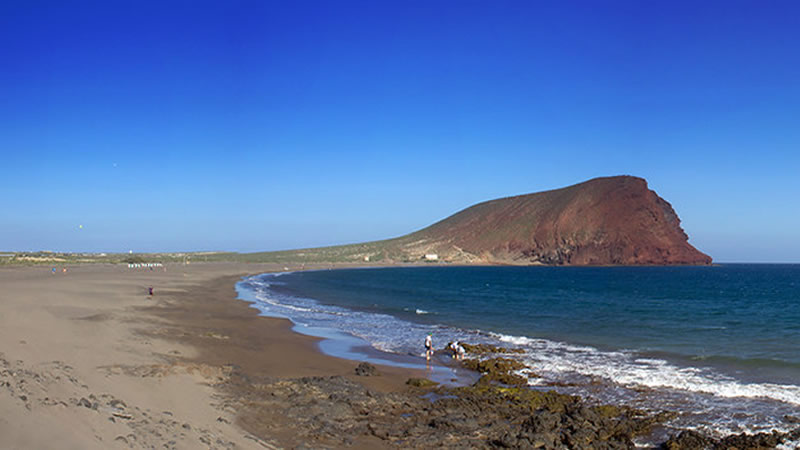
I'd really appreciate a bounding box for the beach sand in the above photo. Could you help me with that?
[0,263,418,449]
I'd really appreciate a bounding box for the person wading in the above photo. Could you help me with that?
[424,333,433,361]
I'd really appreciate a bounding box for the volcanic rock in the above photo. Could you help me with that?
[354,362,378,376]
[400,176,712,265]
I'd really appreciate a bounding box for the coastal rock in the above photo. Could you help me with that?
[661,428,800,450]
[462,357,529,386]
[220,366,797,450]
[354,362,378,377]
[221,367,695,449]
[661,430,715,450]
[406,377,438,388]
[459,343,525,355]
[717,430,785,449]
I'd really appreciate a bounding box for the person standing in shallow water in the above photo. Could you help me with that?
[424,334,433,361]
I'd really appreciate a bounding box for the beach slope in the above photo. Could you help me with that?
[0,263,413,449]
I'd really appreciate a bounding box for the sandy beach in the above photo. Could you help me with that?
[0,262,419,449]
[4,263,799,449]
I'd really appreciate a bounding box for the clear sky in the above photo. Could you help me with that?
[2,1,799,262]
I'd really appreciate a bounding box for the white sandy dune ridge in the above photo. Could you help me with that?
[0,264,276,449]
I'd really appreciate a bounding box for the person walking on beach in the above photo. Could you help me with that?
[424,333,433,361]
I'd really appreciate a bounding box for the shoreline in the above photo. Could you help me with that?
[233,273,480,387]
[145,269,431,448]
[161,268,668,448]
[230,267,800,447]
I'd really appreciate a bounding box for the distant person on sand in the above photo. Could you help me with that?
[425,333,433,361]
[148,286,154,296]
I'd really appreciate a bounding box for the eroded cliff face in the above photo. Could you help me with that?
[400,176,711,265]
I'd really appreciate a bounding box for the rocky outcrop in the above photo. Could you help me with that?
[228,372,668,449]
[223,368,800,449]
[661,428,800,449]
[354,362,379,376]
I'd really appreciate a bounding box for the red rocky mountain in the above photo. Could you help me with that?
[391,176,711,265]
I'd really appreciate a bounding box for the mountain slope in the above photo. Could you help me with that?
[391,176,711,265]
[248,176,712,265]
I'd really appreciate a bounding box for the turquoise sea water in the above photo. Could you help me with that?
[239,265,800,439]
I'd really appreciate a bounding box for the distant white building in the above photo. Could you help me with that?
[424,254,439,261]
[128,262,164,269]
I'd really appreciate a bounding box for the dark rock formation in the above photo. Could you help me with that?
[406,377,438,388]
[354,362,379,376]
[661,428,800,449]
[223,367,799,449]
[461,357,529,386]
[230,373,663,449]
[459,343,525,355]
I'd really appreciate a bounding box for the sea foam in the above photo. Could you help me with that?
[489,331,800,407]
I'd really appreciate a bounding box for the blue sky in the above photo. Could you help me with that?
[1,1,799,262]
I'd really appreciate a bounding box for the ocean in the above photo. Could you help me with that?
[237,264,800,440]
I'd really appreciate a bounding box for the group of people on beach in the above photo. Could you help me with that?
[424,333,465,361]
